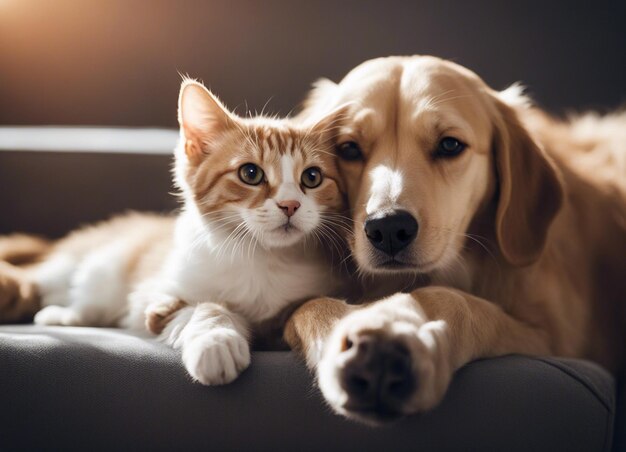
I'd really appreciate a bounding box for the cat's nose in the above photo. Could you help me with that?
[277,200,301,217]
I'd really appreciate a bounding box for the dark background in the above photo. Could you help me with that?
[1,0,625,127]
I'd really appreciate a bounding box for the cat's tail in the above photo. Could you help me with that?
[0,234,51,266]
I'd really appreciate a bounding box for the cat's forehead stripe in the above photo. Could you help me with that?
[280,154,297,185]
[269,133,278,153]
[262,136,272,157]
[254,125,304,157]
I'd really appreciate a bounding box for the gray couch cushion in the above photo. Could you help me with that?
[0,325,614,451]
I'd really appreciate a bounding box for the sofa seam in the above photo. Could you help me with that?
[534,357,614,413]
[534,358,615,451]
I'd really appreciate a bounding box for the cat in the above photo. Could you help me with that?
[4,79,350,385]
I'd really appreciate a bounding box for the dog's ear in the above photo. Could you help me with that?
[178,79,236,165]
[296,78,339,121]
[491,94,563,266]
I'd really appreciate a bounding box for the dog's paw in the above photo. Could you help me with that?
[317,293,452,424]
[182,327,250,385]
[0,264,39,323]
[144,297,187,335]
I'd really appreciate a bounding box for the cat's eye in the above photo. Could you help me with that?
[238,163,264,185]
[301,167,323,189]
[337,141,363,161]
[435,137,466,158]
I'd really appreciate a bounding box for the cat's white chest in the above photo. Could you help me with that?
[168,224,331,323]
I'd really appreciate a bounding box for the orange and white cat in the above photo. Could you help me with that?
[17,80,349,385]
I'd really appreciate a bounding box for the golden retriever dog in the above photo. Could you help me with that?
[284,55,626,424]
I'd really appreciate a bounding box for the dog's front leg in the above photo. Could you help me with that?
[284,296,355,368]
[288,287,552,423]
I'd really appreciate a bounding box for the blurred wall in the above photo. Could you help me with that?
[1,0,625,127]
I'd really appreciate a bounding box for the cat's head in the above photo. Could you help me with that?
[175,79,347,249]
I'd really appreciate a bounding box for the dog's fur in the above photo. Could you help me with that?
[285,55,626,424]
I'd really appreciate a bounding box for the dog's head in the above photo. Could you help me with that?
[301,55,562,276]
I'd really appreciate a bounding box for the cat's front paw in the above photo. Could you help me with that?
[182,328,251,385]
[144,297,187,335]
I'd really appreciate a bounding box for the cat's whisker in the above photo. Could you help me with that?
[316,223,347,262]
[241,226,256,260]
[241,229,256,262]
[321,210,353,220]
[229,225,250,260]
[206,215,241,230]
[233,225,255,263]
[320,217,354,233]
[339,250,354,268]
[251,228,262,259]
[319,217,355,239]
[215,222,247,261]
[201,216,245,237]
[312,227,338,274]
[202,214,243,226]
[201,214,241,223]
[225,226,247,264]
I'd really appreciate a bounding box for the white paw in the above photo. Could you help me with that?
[34,305,83,326]
[182,328,250,385]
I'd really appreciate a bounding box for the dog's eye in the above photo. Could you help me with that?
[238,163,264,185]
[301,166,323,189]
[435,137,466,158]
[337,141,363,161]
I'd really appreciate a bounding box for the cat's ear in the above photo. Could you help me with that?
[178,80,234,163]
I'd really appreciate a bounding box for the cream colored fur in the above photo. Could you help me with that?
[285,55,626,424]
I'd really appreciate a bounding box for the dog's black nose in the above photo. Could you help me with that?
[339,334,415,417]
[364,211,418,256]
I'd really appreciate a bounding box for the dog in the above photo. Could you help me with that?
[284,55,626,424]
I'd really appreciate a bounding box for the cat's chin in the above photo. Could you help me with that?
[260,225,308,249]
